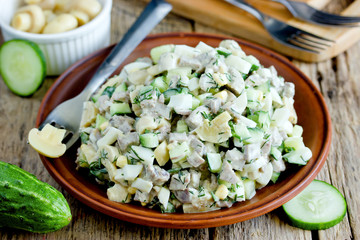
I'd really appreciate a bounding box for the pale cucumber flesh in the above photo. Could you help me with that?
[283,180,347,230]
[0,40,46,96]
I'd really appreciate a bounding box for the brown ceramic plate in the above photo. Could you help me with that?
[36,33,332,229]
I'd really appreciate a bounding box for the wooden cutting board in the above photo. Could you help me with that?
[165,0,360,62]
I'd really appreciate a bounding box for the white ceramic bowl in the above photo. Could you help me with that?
[0,0,112,75]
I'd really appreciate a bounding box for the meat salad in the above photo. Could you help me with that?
[76,40,312,213]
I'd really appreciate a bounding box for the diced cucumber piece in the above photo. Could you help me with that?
[218,179,232,188]
[231,122,251,142]
[130,146,154,165]
[188,77,200,92]
[284,137,305,151]
[283,180,347,230]
[176,120,188,133]
[114,82,127,93]
[291,125,303,137]
[151,76,168,93]
[169,142,190,163]
[174,45,201,58]
[243,178,256,200]
[0,39,46,96]
[225,55,252,74]
[191,97,201,110]
[207,153,222,173]
[272,108,290,127]
[255,81,271,93]
[252,111,270,130]
[196,93,213,105]
[140,133,159,148]
[166,67,192,84]
[110,103,132,116]
[150,44,174,64]
[271,171,280,183]
[95,114,108,130]
[270,147,282,161]
[122,164,143,181]
[163,88,188,104]
[244,55,260,67]
[283,148,311,165]
[245,128,264,144]
[195,41,214,53]
[246,88,262,109]
[125,61,152,72]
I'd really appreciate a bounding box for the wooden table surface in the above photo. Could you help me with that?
[1,0,359,239]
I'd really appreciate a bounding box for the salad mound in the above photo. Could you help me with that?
[76,40,312,213]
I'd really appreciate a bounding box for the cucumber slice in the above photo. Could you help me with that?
[283,180,347,230]
[151,76,168,93]
[140,133,159,148]
[110,103,132,116]
[207,153,222,173]
[0,39,46,96]
[176,119,188,133]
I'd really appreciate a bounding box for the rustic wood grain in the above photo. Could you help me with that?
[0,0,359,239]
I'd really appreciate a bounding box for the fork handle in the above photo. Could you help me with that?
[225,0,266,23]
[81,0,172,100]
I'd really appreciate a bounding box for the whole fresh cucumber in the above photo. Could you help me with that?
[0,161,72,233]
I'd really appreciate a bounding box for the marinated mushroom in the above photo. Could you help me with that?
[42,13,78,34]
[11,0,101,34]
[11,5,46,33]
[28,123,66,158]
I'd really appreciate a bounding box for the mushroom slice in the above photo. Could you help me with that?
[28,123,66,158]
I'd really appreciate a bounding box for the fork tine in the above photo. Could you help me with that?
[295,29,335,43]
[290,37,326,51]
[312,11,360,23]
[283,40,320,53]
[295,33,332,47]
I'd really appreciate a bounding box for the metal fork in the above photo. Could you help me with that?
[225,0,334,53]
[272,0,360,27]
[39,0,172,150]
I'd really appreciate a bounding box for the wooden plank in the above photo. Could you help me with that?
[166,0,360,62]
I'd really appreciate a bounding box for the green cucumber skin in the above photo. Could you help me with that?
[0,161,71,233]
[283,180,347,230]
[0,39,46,97]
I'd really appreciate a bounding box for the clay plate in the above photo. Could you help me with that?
[36,32,332,229]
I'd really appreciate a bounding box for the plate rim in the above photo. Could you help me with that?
[36,32,332,229]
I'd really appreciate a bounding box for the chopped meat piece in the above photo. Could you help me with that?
[110,115,135,134]
[169,132,187,143]
[224,148,245,171]
[111,91,130,103]
[204,97,222,114]
[219,160,240,184]
[216,201,234,208]
[134,190,149,203]
[144,165,170,186]
[97,95,111,113]
[117,132,139,152]
[189,169,201,188]
[169,170,191,190]
[244,143,261,162]
[185,106,210,130]
[174,189,192,203]
[187,151,205,168]
[283,82,295,98]
[188,135,205,156]
[179,56,202,71]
